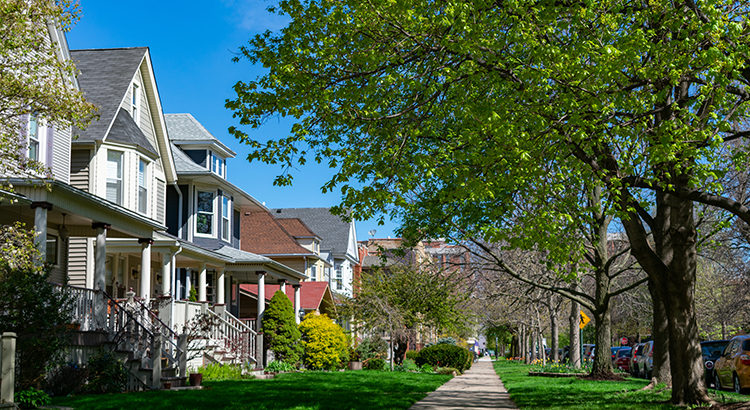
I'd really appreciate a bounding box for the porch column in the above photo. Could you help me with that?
[293,284,301,324]
[161,252,171,296]
[185,268,191,299]
[92,223,111,291]
[257,271,267,368]
[278,279,287,294]
[30,201,52,261]
[139,238,154,300]
[198,262,207,302]
[217,267,226,305]
[1,332,17,404]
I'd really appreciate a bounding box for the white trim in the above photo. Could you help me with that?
[195,187,216,238]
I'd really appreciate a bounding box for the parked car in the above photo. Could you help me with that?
[638,341,654,379]
[583,344,595,360]
[714,334,750,394]
[701,340,730,389]
[629,343,645,377]
[615,346,632,372]
[611,346,624,366]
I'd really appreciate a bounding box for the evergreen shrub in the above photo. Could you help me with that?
[415,343,473,373]
[261,290,303,366]
[405,350,419,361]
[363,357,386,370]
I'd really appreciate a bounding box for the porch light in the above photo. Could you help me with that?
[298,309,305,319]
[59,213,68,242]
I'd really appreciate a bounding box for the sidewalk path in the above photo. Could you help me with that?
[408,356,518,410]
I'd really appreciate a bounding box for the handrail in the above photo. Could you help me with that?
[223,311,256,335]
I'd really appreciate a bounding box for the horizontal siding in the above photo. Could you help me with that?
[155,178,165,224]
[67,237,88,287]
[52,125,71,184]
[70,149,90,191]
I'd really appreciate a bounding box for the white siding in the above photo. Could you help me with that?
[67,237,88,287]
[51,125,71,184]
[155,178,165,224]
[70,149,90,191]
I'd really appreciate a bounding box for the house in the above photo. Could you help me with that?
[240,209,330,284]
[272,208,359,297]
[239,282,336,323]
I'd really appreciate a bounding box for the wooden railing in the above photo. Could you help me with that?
[205,309,255,364]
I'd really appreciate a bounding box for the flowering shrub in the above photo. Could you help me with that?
[298,313,348,370]
[529,359,591,374]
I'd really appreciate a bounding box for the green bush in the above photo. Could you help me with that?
[266,360,295,373]
[262,291,303,366]
[197,363,246,381]
[436,367,459,375]
[363,357,386,370]
[16,387,51,409]
[83,351,127,394]
[405,350,419,361]
[415,343,473,373]
[420,364,435,373]
[45,362,88,396]
[394,358,419,372]
[356,335,387,361]
[437,337,457,345]
[299,313,348,370]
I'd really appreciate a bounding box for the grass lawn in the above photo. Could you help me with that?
[493,361,750,410]
[50,370,452,410]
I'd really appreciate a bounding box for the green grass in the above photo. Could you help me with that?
[50,370,453,410]
[493,360,750,410]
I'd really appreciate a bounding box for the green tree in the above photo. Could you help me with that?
[0,222,74,390]
[298,313,348,370]
[0,0,95,192]
[227,0,750,404]
[261,290,303,366]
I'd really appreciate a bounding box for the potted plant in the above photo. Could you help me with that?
[189,372,202,387]
[348,348,362,370]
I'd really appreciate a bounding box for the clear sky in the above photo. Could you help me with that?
[66,0,399,241]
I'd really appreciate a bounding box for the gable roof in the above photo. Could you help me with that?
[241,210,316,255]
[271,208,353,256]
[107,108,157,155]
[70,47,147,143]
[277,218,319,239]
[239,282,332,311]
[164,113,235,157]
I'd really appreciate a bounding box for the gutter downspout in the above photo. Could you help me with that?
[173,183,184,239]
[304,256,308,281]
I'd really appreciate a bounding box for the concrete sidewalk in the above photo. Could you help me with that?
[409,356,518,410]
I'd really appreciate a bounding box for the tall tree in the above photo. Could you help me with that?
[228,0,750,404]
[0,0,95,191]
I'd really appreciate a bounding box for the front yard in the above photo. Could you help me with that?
[50,371,452,410]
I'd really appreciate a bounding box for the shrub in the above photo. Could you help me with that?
[45,362,88,396]
[266,360,295,373]
[364,357,386,370]
[420,364,435,373]
[83,351,127,394]
[356,335,387,361]
[262,290,303,366]
[298,313,348,370]
[394,358,419,372]
[197,363,246,380]
[437,337,458,345]
[16,387,51,409]
[405,350,419,361]
[415,343,473,373]
[436,367,459,375]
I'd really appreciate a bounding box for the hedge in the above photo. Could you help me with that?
[415,344,473,373]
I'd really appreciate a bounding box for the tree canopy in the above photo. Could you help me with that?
[228,0,750,404]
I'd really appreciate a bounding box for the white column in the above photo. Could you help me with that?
[279,279,287,294]
[139,238,153,300]
[294,284,301,324]
[217,268,226,305]
[198,262,207,302]
[257,271,266,327]
[31,202,51,261]
[185,268,191,299]
[161,252,171,296]
[93,223,109,291]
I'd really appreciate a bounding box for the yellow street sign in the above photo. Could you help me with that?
[579,311,591,330]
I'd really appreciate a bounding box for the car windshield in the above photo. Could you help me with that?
[701,341,729,356]
[617,348,632,358]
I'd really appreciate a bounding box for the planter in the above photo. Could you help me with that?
[348,361,362,370]
[163,382,172,389]
[189,373,203,386]
[528,371,585,378]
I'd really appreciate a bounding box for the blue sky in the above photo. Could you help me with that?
[66,0,398,241]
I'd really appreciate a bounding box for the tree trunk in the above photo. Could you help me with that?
[591,305,612,375]
[649,279,671,384]
[550,295,559,362]
[590,188,614,376]
[569,282,581,368]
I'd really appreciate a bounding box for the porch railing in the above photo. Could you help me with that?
[205,309,256,365]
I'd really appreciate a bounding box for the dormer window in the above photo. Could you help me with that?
[132,84,140,123]
[209,150,225,178]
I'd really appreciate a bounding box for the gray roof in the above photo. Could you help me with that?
[164,113,235,156]
[214,245,273,263]
[70,47,148,142]
[170,142,210,174]
[272,208,352,256]
[108,108,157,155]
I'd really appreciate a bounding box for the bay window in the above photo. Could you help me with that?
[106,150,123,205]
[197,190,214,235]
[221,195,230,241]
[138,158,148,214]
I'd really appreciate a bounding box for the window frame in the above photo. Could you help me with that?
[45,234,58,266]
[137,157,149,215]
[132,83,140,123]
[195,189,216,238]
[221,195,230,242]
[27,113,40,161]
[106,150,124,205]
[310,265,317,281]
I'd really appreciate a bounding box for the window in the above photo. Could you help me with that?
[223,159,227,178]
[335,265,343,290]
[310,265,317,281]
[46,234,58,265]
[138,158,148,214]
[196,190,214,235]
[28,113,39,161]
[106,150,123,205]
[221,195,230,241]
[132,84,140,122]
